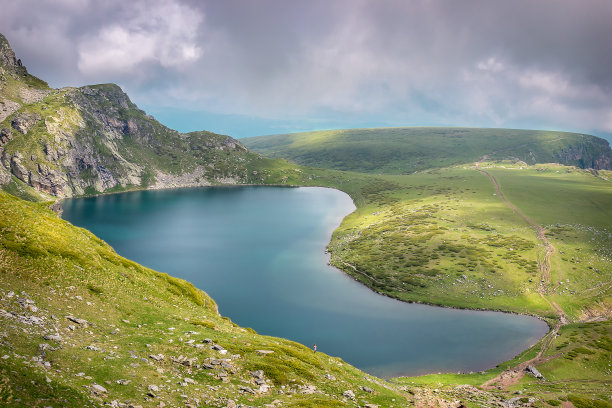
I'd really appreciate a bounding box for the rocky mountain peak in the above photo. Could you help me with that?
[0,37,272,197]
[0,33,25,73]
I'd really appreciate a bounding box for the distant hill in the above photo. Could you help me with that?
[243,127,612,173]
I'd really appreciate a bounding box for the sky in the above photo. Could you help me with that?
[1,0,612,140]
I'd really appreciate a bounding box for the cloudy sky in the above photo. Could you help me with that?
[2,0,612,139]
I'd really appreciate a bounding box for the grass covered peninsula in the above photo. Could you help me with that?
[245,128,612,406]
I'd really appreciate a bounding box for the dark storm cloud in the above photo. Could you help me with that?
[1,0,611,135]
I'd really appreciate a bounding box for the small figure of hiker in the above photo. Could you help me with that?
[313,343,317,352]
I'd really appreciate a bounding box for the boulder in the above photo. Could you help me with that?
[0,127,12,145]
[250,370,264,379]
[66,315,88,325]
[300,385,317,394]
[90,384,107,395]
[11,112,41,134]
[343,390,355,399]
[525,365,545,379]
[43,334,62,342]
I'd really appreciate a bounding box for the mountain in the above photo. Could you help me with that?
[0,34,302,199]
[243,127,612,174]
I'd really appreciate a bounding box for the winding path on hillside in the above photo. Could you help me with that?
[473,159,568,390]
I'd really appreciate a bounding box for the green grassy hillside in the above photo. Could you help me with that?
[2,28,611,406]
[292,163,611,321]
[243,128,612,173]
[395,320,612,407]
[0,190,412,407]
[2,183,610,407]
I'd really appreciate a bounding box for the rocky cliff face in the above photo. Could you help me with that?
[0,33,22,73]
[555,137,612,170]
[0,34,276,198]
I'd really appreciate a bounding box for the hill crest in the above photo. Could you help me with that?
[243,127,612,174]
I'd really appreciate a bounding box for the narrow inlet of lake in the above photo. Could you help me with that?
[62,186,548,378]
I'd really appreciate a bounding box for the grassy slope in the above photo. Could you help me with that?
[394,320,612,408]
[245,129,612,320]
[2,177,608,408]
[512,321,612,402]
[244,129,612,406]
[295,163,610,321]
[0,190,410,407]
[486,164,612,319]
[2,136,610,406]
[243,127,612,173]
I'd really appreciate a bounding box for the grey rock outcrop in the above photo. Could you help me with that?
[556,138,612,170]
[525,365,545,380]
[0,166,10,186]
[90,384,107,395]
[343,390,355,399]
[0,81,263,197]
[0,127,12,145]
[0,33,303,199]
[0,33,22,73]
[11,112,41,134]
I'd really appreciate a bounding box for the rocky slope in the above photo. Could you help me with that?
[0,34,293,198]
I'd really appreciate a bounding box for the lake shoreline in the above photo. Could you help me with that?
[324,252,550,380]
[61,184,550,379]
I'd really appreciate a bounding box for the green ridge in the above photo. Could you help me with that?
[243,127,612,173]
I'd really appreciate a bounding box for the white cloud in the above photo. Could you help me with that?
[3,0,611,137]
[77,0,202,76]
[477,57,504,73]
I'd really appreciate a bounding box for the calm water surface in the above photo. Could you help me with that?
[62,186,548,378]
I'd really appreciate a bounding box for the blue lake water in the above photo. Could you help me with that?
[62,186,548,378]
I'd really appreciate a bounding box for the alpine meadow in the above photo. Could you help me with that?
[2,2,612,408]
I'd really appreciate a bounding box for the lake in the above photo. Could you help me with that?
[62,186,548,378]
